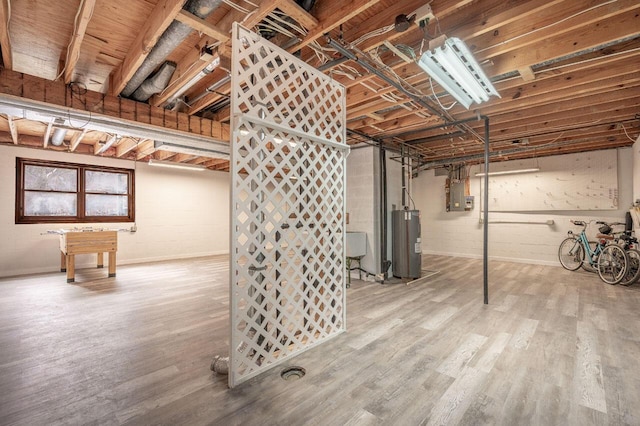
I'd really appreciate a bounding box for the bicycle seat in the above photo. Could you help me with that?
[572,220,585,226]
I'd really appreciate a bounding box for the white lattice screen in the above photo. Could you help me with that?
[229,24,348,387]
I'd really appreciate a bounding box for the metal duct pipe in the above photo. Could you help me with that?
[131,61,177,101]
[50,128,67,146]
[120,0,224,98]
[165,57,219,107]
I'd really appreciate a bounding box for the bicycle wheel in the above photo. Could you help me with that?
[581,241,598,273]
[620,248,640,286]
[597,245,628,285]
[558,238,584,271]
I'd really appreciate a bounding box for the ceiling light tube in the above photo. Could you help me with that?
[418,37,500,109]
[148,159,206,171]
[154,140,230,159]
[475,167,540,177]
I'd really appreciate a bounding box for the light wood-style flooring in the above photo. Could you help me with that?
[1,255,640,425]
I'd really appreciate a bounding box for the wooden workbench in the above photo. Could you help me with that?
[59,230,117,283]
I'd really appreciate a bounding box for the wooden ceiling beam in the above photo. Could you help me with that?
[115,136,138,157]
[150,47,215,107]
[7,115,18,144]
[484,7,640,77]
[43,121,53,147]
[70,128,89,151]
[136,139,155,160]
[175,10,230,42]
[475,0,639,61]
[63,0,97,84]
[178,0,284,115]
[0,0,12,70]
[110,0,189,96]
[287,0,382,53]
[277,0,318,30]
[0,69,228,141]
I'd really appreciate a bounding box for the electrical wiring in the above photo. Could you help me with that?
[222,0,250,14]
[428,77,457,110]
[620,123,638,143]
[5,0,11,58]
[351,24,395,47]
[269,10,307,36]
[475,0,618,55]
[55,0,95,82]
[359,81,381,93]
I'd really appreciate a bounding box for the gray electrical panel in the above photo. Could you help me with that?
[450,182,466,211]
[392,210,422,279]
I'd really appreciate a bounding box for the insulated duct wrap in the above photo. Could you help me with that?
[120,0,224,98]
[131,62,177,101]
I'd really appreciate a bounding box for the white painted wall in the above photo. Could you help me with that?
[345,145,377,274]
[633,136,640,203]
[0,145,230,277]
[412,147,634,266]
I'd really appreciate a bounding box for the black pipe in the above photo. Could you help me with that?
[380,146,389,281]
[482,116,489,305]
[326,38,445,119]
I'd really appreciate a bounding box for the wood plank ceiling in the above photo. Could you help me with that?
[0,0,638,171]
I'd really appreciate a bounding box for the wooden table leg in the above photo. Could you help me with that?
[97,252,104,269]
[108,251,116,278]
[60,251,66,272]
[66,254,75,283]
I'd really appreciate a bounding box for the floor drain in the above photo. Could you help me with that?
[280,366,306,381]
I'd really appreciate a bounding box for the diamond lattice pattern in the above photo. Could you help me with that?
[233,26,345,145]
[229,25,348,387]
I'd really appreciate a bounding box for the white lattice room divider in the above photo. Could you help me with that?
[229,24,348,387]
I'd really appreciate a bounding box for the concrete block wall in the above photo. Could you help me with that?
[0,145,230,277]
[345,146,377,274]
[634,137,640,203]
[412,147,634,265]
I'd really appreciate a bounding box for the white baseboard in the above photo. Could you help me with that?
[0,251,231,279]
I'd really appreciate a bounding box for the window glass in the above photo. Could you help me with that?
[85,194,128,216]
[24,165,77,191]
[85,170,128,194]
[16,158,134,223]
[24,192,77,216]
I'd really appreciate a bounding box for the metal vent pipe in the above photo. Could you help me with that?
[120,0,224,98]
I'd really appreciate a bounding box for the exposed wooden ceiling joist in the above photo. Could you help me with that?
[0,0,11,70]
[63,0,97,84]
[110,0,189,96]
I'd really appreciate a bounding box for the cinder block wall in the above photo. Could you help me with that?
[412,148,634,265]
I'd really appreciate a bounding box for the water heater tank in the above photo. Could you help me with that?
[392,210,422,278]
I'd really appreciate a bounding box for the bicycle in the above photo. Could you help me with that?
[618,233,640,286]
[558,220,628,285]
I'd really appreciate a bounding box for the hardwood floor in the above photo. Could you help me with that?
[1,255,640,425]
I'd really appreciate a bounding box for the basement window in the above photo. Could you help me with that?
[15,158,135,224]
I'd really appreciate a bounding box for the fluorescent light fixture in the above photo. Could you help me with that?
[148,159,206,171]
[418,37,500,109]
[154,140,230,159]
[475,167,540,177]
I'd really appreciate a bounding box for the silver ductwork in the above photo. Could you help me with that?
[131,61,177,101]
[50,128,67,146]
[120,0,225,98]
